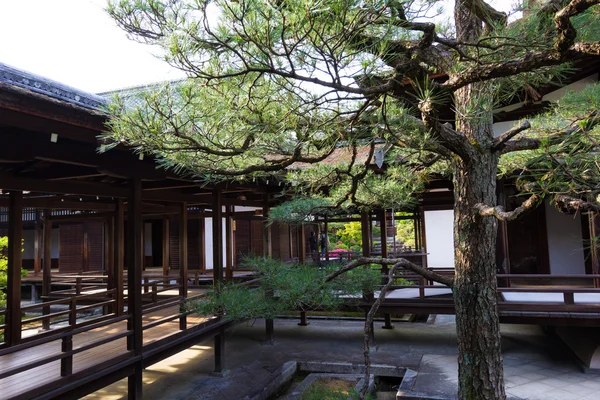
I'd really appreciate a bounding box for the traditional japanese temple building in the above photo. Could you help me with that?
[1,60,599,399]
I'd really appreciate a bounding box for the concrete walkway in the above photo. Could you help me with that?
[84,316,599,400]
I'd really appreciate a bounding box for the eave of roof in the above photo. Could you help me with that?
[0,62,107,110]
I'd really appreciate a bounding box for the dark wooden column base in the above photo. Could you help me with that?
[298,311,309,326]
[265,318,275,343]
[382,313,394,329]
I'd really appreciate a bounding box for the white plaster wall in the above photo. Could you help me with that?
[203,216,228,270]
[542,74,598,102]
[424,210,455,269]
[545,201,586,274]
[144,222,152,257]
[22,229,35,259]
[21,228,59,259]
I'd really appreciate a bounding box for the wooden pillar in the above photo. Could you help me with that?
[263,195,272,257]
[114,200,125,316]
[162,216,170,276]
[589,212,600,288]
[298,224,306,264]
[497,184,511,287]
[298,311,309,326]
[42,209,52,330]
[212,189,223,284]
[360,210,375,342]
[127,179,143,398]
[419,208,427,267]
[211,189,226,373]
[199,216,206,271]
[361,211,371,257]
[179,203,188,330]
[34,210,42,275]
[324,218,329,262]
[380,209,393,330]
[380,210,388,273]
[105,216,115,314]
[225,206,234,281]
[213,327,226,375]
[6,191,23,346]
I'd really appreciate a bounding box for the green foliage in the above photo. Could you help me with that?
[337,222,363,250]
[269,198,340,226]
[189,256,380,320]
[500,84,600,210]
[0,237,27,310]
[300,380,372,400]
[395,218,415,248]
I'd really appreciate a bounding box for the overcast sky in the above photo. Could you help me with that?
[0,0,517,94]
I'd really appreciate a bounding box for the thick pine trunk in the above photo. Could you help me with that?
[452,2,506,399]
[453,154,506,400]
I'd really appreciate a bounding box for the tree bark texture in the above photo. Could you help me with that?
[452,2,506,399]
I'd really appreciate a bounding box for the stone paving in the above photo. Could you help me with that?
[84,315,599,399]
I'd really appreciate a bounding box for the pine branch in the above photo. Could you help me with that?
[554,195,600,212]
[445,0,600,90]
[475,194,540,221]
[361,263,401,397]
[492,121,531,151]
[462,0,508,28]
[323,257,454,288]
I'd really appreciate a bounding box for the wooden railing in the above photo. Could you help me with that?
[0,287,224,399]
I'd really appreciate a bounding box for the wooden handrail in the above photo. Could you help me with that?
[20,289,116,312]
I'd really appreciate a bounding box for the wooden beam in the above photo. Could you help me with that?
[0,170,129,197]
[6,191,23,345]
[42,209,52,330]
[212,189,223,284]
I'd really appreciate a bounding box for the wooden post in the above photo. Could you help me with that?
[34,210,42,275]
[213,327,226,375]
[42,209,52,330]
[199,216,206,271]
[288,225,293,261]
[360,211,375,343]
[497,184,511,287]
[225,206,234,281]
[179,202,188,330]
[324,217,329,262]
[127,179,143,398]
[114,200,125,316]
[212,189,223,284]
[263,195,272,257]
[212,189,226,374]
[418,207,427,268]
[162,216,170,276]
[589,212,600,288]
[413,210,420,250]
[380,209,393,329]
[361,211,371,257]
[298,311,309,326]
[6,191,23,346]
[106,216,115,314]
[298,225,306,264]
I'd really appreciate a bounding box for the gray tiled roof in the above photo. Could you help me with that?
[0,62,107,110]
